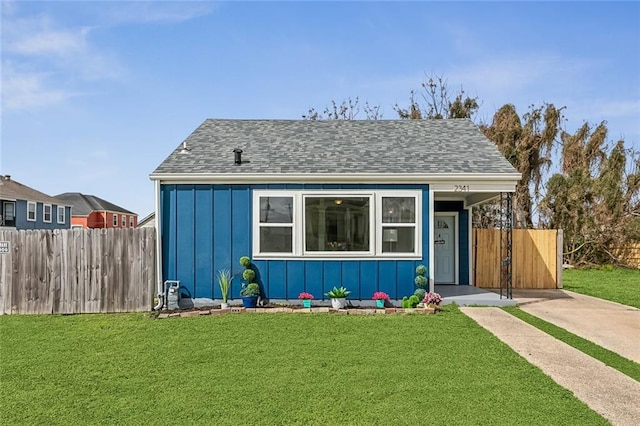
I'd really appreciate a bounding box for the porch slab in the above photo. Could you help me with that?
[436,285,517,307]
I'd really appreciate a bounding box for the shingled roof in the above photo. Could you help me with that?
[0,175,68,205]
[151,119,519,178]
[55,193,135,216]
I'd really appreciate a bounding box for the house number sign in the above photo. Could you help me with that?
[454,185,470,192]
[0,241,9,254]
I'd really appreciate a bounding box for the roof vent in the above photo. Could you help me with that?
[179,142,190,154]
[233,148,243,165]
[3,175,10,181]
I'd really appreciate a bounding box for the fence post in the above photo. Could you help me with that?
[556,229,563,288]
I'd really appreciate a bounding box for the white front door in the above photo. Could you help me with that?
[434,214,456,284]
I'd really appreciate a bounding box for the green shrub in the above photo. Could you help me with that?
[408,295,420,308]
[239,256,251,268]
[402,296,410,308]
[415,264,427,276]
[414,288,426,300]
[325,286,350,298]
[414,275,428,288]
[240,283,260,297]
[242,269,256,282]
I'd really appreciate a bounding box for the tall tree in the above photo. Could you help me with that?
[540,122,640,265]
[480,103,563,228]
[394,74,479,120]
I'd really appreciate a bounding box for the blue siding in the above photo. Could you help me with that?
[161,183,439,300]
[12,200,71,230]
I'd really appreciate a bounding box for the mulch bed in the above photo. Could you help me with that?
[156,306,439,318]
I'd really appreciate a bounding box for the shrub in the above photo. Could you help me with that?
[415,264,427,276]
[325,286,350,298]
[413,288,426,301]
[239,256,251,268]
[408,295,420,308]
[242,269,256,282]
[240,283,260,297]
[414,275,428,288]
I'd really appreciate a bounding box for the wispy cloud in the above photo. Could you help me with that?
[1,62,78,110]
[99,1,218,25]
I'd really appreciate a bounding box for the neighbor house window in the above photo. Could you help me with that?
[122,215,126,227]
[43,204,52,223]
[27,202,37,221]
[57,206,65,224]
[129,216,134,228]
[253,190,421,258]
[113,214,118,227]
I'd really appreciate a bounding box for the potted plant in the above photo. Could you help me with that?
[239,255,260,308]
[240,283,260,308]
[325,286,350,310]
[372,291,390,308]
[298,292,314,308]
[216,268,232,309]
[423,292,443,310]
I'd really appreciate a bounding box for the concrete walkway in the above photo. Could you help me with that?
[461,307,640,426]
[514,290,640,363]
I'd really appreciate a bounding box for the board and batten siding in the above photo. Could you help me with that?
[160,183,433,300]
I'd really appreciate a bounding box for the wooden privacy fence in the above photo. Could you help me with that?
[473,229,562,289]
[0,228,155,314]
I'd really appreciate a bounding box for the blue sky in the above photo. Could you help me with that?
[2,1,639,218]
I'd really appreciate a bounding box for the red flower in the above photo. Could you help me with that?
[298,292,314,300]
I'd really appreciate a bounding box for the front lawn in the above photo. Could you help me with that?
[563,267,640,308]
[0,308,606,425]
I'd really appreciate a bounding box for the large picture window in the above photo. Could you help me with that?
[304,196,371,253]
[253,190,421,258]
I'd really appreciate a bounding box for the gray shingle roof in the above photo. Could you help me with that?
[151,119,518,177]
[55,193,135,216]
[0,175,69,205]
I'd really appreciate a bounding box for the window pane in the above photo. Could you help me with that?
[382,197,415,223]
[305,197,370,251]
[260,227,292,252]
[382,227,415,253]
[260,197,293,223]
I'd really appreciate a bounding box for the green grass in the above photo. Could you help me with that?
[503,306,640,382]
[563,267,640,308]
[0,308,607,425]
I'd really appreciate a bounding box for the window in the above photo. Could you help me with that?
[380,197,416,253]
[122,215,126,227]
[304,196,371,253]
[253,190,421,258]
[113,214,118,227]
[257,196,294,253]
[27,202,36,221]
[43,204,52,223]
[129,216,134,228]
[57,206,65,224]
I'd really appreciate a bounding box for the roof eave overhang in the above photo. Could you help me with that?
[150,172,521,192]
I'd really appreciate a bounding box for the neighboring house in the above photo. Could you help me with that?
[54,193,138,229]
[138,212,155,228]
[0,175,71,230]
[150,119,521,303]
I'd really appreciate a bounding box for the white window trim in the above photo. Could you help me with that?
[253,190,422,260]
[57,206,65,224]
[43,204,52,223]
[113,214,118,227]
[27,201,37,221]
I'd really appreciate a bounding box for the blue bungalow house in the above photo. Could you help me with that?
[150,119,520,305]
[0,175,71,230]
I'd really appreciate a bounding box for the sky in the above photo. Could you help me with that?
[2,1,639,218]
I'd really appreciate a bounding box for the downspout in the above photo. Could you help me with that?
[153,179,164,310]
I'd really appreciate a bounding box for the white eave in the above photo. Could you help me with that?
[149,172,521,188]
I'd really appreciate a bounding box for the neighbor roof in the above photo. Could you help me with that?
[55,193,135,216]
[0,175,68,205]
[151,119,519,178]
